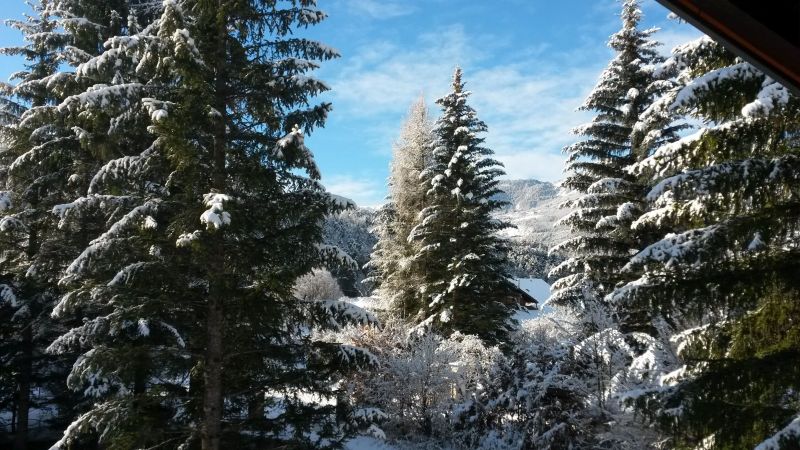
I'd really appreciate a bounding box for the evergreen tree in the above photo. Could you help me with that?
[408,67,514,345]
[46,1,378,449]
[0,1,97,447]
[546,3,684,445]
[322,207,378,296]
[369,97,434,318]
[612,34,800,449]
[549,0,671,329]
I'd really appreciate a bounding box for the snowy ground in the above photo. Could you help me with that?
[342,278,552,325]
[345,436,398,450]
[0,404,60,442]
[341,278,552,326]
[514,277,550,302]
[344,296,383,311]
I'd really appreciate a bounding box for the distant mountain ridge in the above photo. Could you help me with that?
[323,178,575,286]
[494,179,559,211]
[495,179,576,250]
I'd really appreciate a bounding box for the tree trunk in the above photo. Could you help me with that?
[15,223,39,450]
[14,325,32,450]
[201,4,227,449]
[202,294,224,450]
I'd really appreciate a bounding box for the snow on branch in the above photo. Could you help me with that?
[142,98,173,124]
[49,410,94,450]
[107,262,155,287]
[52,195,133,229]
[630,128,706,177]
[61,200,161,283]
[200,193,233,230]
[755,415,800,450]
[337,344,379,368]
[0,191,11,210]
[0,284,18,307]
[646,155,800,203]
[316,243,358,270]
[741,77,792,118]
[606,273,660,305]
[158,321,186,348]
[176,230,202,248]
[9,136,73,175]
[273,124,321,179]
[306,298,379,330]
[58,83,144,114]
[626,225,721,270]
[671,62,760,110]
[88,141,161,194]
[326,192,355,210]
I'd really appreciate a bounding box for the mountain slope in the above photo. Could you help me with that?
[496,179,577,250]
[323,179,575,286]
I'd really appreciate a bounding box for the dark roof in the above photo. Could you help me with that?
[509,283,539,308]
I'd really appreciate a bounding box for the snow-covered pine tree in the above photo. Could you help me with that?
[545,3,685,445]
[549,0,668,330]
[48,0,135,53]
[323,207,378,296]
[612,34,800,449]
[408,67,514,345]
[0,2,92,447]
[369,97,434,318]
[497,308,596,449]
[47,1,378,449]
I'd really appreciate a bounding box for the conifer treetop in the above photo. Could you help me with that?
[407,67,514,345]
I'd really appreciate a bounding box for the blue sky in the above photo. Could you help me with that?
[0,0,700,206]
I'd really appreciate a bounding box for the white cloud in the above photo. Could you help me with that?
[325,25,605,185]
[466,64,600,183]
[653,27,704,55]
[329,25,480,117]
[323,175,386,208]
[320,1,703,194]
[495,151,568,182]
[343,0,416,19]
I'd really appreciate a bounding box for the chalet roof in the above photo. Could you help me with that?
[509,282,539,308]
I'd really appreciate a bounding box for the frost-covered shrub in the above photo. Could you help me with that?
[329,317,506,448]
[293,268,345,301]
[489,307,597,450]
[325,297,674,449]
[503,307,669,449]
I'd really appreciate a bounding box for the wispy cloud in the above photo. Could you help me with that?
[329,25,482,117]
[495,151,568,181]
[343,0,416,19]
[326,25,602,183]
[653,27,704,55]
[466,63,599,182]
[323,174,386,208]
[320,0,702,191]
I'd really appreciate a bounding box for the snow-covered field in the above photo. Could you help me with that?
[342,278,552,325]
[514,277,551,302]
[345,436,398,450]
